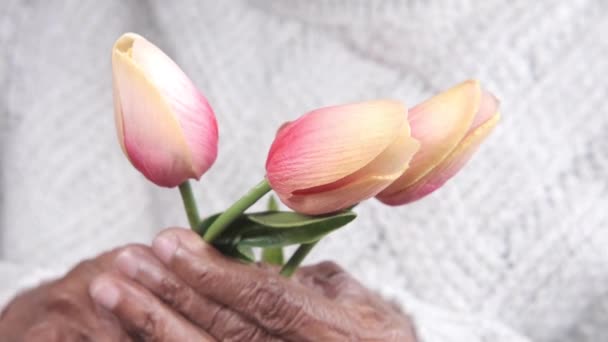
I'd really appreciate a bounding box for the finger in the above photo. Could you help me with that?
[89,273,214,342]
[23,314,81,342]
[46,274,130,341]
[114,245,278,342]
[152,228,351,340]
[20,310,129,342]
[295,261,364,302]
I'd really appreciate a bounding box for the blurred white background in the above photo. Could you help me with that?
[1,1,608,341]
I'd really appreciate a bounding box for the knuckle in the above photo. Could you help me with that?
[114,244,153,264]
[250,280,284,325]
[99,244,151,268]
[208,308,268,342]
[246,279,308,334]
[114,244,154,267]
[188,237,223,262]
[121,243,150,255]
[131,310,164,342]
[24,321,63,342]
[157,227,198,248]
[193,263,215,287]
[24,316,91,342]
[191,259,225,291]
[70,259,101,276]
[243,328,272,342]
[223,327,263,342]
[220,322,257,342]
[155,229,178,244]
[207,305,230,332]
[159,226,189,236]
[110,243,147,258]
[316,261,345,277]
[45,290,81,316]
[297,261,345,283]
[316,261,353,291]
[159,228,225,265]
[158,276,194,310]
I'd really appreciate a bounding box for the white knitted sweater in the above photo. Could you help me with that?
[2,1,608,341]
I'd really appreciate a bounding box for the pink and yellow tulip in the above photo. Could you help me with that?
[112,33,218,187]
[266,100,420,215]
[376,80,500,205]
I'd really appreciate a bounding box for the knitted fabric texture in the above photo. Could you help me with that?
[1,1,608,341]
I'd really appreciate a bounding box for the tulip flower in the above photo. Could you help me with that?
[112,33,218,187]
[376,80,500,205]
[266,100,420,215]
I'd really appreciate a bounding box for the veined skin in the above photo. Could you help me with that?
[266,100,420,215]
[377,80,500,205]
[112,33,218,187]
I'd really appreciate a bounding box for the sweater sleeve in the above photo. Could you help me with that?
[380,286,533,342]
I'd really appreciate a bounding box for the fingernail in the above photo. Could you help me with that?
[115,250,139,278]
[90,278,120,310]
[153,233,178,263]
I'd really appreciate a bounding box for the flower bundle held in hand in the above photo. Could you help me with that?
[112,33,500,276]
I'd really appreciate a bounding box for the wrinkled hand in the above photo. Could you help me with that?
[91,227,417,341]
[0,247,137,341]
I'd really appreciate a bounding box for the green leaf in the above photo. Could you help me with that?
[235,244,255,262]
[215,242,255,263]
[247,211,356,229]
[203,210,356,252]
[199,213,255,263]
[199,213,253,238]
[238,211,356,247]
[198,213,221,235]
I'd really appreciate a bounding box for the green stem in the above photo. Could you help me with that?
[262,195,284,265]
[279,241,319,277]
[262,248,284,266]
[178,181,201,231]
[203,179,272,242]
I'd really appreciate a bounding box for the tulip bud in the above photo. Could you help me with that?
[112,33,218,187]
[266,100,420,215]
[376,80,500,205]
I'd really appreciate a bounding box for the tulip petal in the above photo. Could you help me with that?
[470,90,499,132]
[377,111,500,206]
[276,121,294,136]
[129,34,218,177]
[379,80,482,196]
[283,129,420,214]
[112,36,194,187]
[293,123,420,195]
[280,176,394,215]
[266,100,408,194]
[112,75,127,155]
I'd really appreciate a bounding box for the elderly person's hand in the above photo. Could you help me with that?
[90,228,417,341]
[0,246,149,341]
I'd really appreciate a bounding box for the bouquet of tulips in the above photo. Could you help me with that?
[112,33,500,276]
